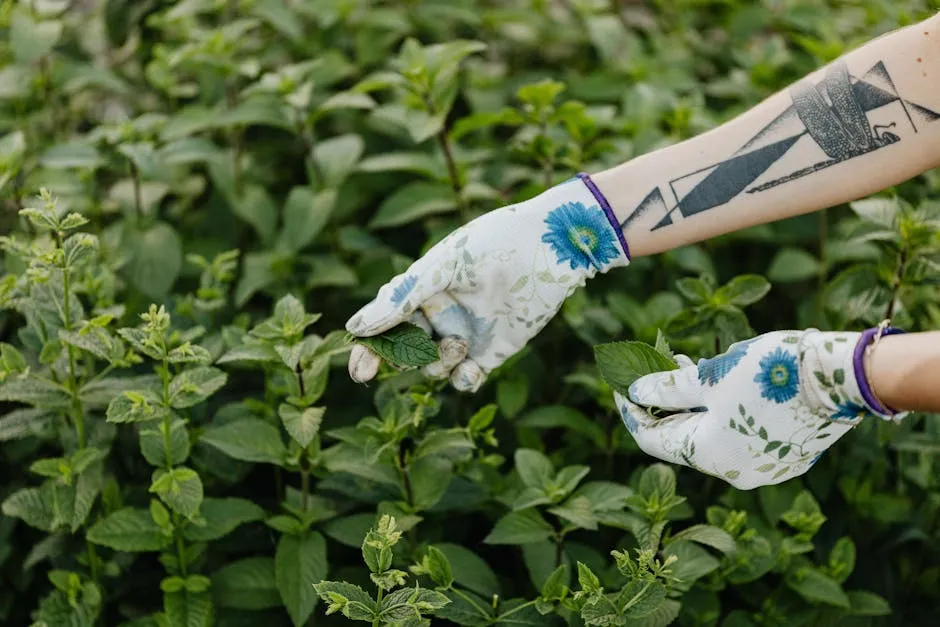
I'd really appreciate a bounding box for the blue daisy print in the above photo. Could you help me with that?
[830,401,872,423]
[620,406,639,434]
[698,339,755,386]
[390,275,417,306]
[754,348,799,404]
[541,202,621,271]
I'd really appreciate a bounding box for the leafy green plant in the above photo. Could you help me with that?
[2,1,940,626]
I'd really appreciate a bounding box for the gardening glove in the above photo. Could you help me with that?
[617,326,907,490]
[346,174,630,392]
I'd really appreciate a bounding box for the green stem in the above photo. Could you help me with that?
[435,130,467,221]
[130,163,142,226]
[300,463,310,512]
[449,587,489,618]
[885,247,907,320]
[372,586,385,627]
[494,599,539,621]
[56,230,86,449]
[816,208,828,326]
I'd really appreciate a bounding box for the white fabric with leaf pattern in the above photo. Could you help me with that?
[618,330,907,490]
[346,175,630,391]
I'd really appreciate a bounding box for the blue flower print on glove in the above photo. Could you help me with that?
[541,201,622,271]
[754,347,799,403]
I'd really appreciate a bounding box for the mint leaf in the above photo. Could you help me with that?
[353,323,438,368]
[593,341,679,396]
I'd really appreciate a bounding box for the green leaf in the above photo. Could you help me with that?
[621,580,667,618]
[11,9,62,64]
[279,187,335,253]
[497,375,529,418]
[0,375,70,408]
[313,134,364,187]
[354,324,438,367]
[106,390,169,424]
[515,449,554,490]
[483,509,554,545]
[199,418,287,465]
[87,508,171,552]
[785,567,850,609]
[140,418,190,467]
[128,222,183,299]
[1,487,54,531]
[846,590,891,616]
[276,531,328,627]
[541,564,568,601]
[226,182,278,246]
[593,341,678,396]
[212,557,280,610]
[118,142,167,180]
[423,546,454,588]
[183,498,265,542]
[409,456,453,510]
[662,540,720,587]
[368,181,457,229]
[0,408,56,442]
[357,152,440,177]
[169,367,228,409]
[433,543,499,597]
[278,404,324,448]
[714,275,771,307]
[767,248,821,283]
[850,197,898,227]
[666,524,736,555]
[164,589,213,627]
[380,586,450,621]
[675,277,713,304]
[515,406,605,442]
[312,581,375,621]
[150,467,203,518]
[638,464,677,500]
[160,137,222,166]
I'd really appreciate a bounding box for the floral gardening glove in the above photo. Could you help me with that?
[346,174,630,391]
[617,327,907,490]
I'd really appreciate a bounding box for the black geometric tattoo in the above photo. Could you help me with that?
[620,60,940,232]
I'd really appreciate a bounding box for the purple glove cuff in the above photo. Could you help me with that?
[577,172,631,260]
[852,325,905,416]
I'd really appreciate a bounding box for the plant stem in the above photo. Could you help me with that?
[885,247,907,320]
[449,587,489,618]
[300,462,310,512]
[554,534,564,568]
[56,230,86,449]
[494,599,539,621]
[131,163,142,225]
[372,587,385,627]
[816,209,828,326]
[160,355,189,577]
[436,130,468,222]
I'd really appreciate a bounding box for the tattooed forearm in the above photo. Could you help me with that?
[622,59,940,233]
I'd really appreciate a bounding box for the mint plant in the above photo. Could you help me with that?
[2,1,939,625]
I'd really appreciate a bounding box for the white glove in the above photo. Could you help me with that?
[618,327,907,490]
[346,174,630,391]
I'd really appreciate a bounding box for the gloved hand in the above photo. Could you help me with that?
[346,174,630,391]
[618,327,907,490]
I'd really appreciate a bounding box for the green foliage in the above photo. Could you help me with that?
[1,1,939,626]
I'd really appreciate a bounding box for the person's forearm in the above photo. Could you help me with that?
[592,13,940,257]
[868,331,940,413]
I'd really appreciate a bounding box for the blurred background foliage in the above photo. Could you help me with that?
[2,0,940,625]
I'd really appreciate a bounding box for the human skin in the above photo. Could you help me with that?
[593,12,940,257]
[868,332,940,413]
[347,12,940,394]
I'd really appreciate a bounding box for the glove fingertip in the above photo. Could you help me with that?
[348,344,381,383]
